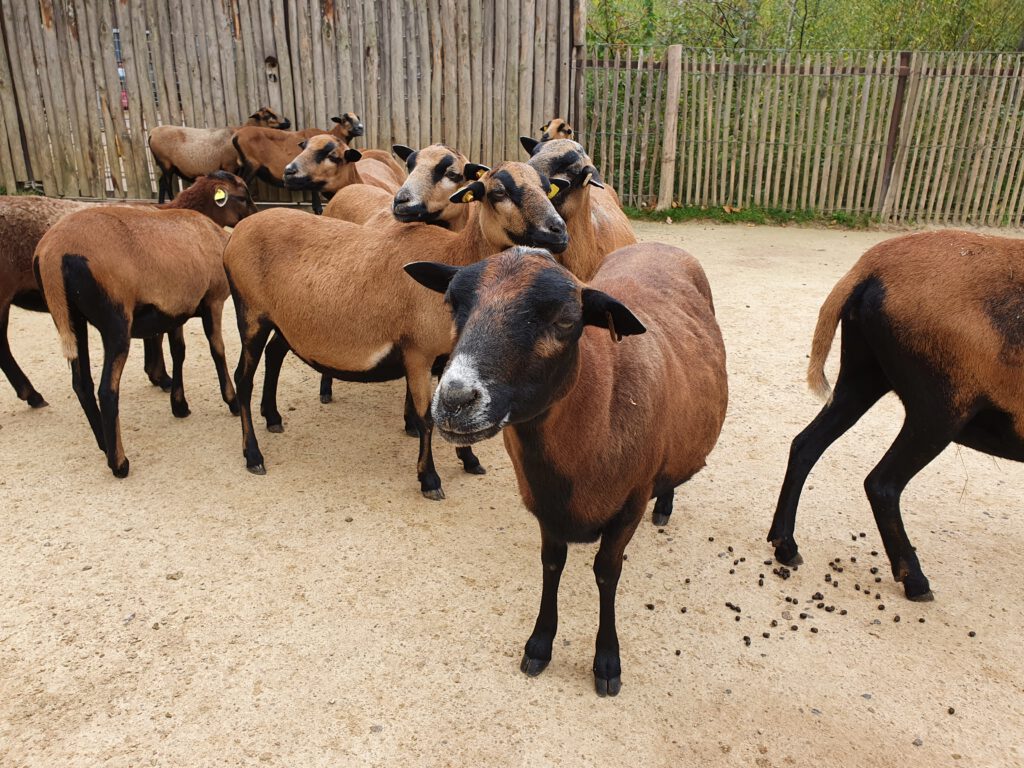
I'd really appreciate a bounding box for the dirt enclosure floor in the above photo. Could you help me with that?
[2,220,1023,767]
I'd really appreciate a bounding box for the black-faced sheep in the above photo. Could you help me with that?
[768,230,1024,601]
[409,243,728,695]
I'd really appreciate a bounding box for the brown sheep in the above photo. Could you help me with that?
[224,162,569,499]
[318,143,479,410]
[409,242,727,696]
[521,138,636,280]
[538,117,574,142]
[768,231,1024,601]
[149,106,290,203]
[282,135,407,202]
[32,172,257,477]
[0,196,173,408]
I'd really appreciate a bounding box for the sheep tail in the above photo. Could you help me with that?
[807,267,861,402]
[33,252,78,361]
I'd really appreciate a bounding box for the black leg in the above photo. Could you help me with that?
[652,490,674,526]
[521,530,568,677]
[98,326,131,477]
[404,350,443,499]
[767,326,889,565]
[456,446,485,475]
[319,372,333,404]
[167,325,190,418]
[0,300,47,407]
[69,312,105,451]
[199,300,237,414]
[142,334,172,390]
[403,382,416,435]
[234,319,272,474]
[261,331,290,431]
[592,497,644,697]
[311,191,323,215]
[158,169,170,203]
[864,412,956,601]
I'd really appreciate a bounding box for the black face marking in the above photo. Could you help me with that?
[491,170,525,205]
[406,150,419,170]
[431,154,455,183]
[314,141,337,164]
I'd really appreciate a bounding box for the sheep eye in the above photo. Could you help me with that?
[554,318,575,331]
[445,171,461,182]
[490,187,507,201]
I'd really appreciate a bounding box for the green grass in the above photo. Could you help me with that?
[624,204,876,229]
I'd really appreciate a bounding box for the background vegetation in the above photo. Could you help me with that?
[588,0,1024,51]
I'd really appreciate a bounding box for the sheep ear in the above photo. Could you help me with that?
[330,116,343,124]
[392,144,415,161]
[548,178,570,199]
[213,188,228,208]
[463,163,490,181]
[450,180,485,203]
[520,136,540,155]
[298,140,307,149]
[249,111,262,120]
[580,165,604,189]
[343,148,362,162]
[581,289,645,343]
[404,262,460,294]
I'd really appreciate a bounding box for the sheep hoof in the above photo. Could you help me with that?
[228,400,239,416]
[267,423,284,434]
[404,425,419,437]
[246,463,267,476]
[154,376,172,391]
[652,512,670,527]
[520,654,549,677]
[422,487,445,501]
[907,590,934,602]
[111,460,130,479]
[904,573,933,601]
[772,539,803,566]
[27,393,48,408]
[172,405,191,419]
[320,394,333,404]
[463,463,486,476]
[594,674,622,697]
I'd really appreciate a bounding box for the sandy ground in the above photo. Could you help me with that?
[1,220,1023,768]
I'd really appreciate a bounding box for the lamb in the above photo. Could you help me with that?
[32,172,256,477]
[538,117,574,142]
[148,106,290,203]
[224,162,569,499]
[0,196,173,408]
[768,231,1024,601]
[318,143,478,409]
[521,138,636,280]
[409,242,728,696]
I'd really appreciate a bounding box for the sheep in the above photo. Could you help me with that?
[317,143,478,411]
[768,231,1024,601]
[282,135,407,203]
[520,137,636,280]
[232,114,372,213]
[32,172,256,477]
[538,117,574,142]
[149,106,290,203]
[224,162,570,499]
[0,196,174,408]
[408,242,728,696]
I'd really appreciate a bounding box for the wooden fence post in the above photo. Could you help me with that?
[657,44,682,210]
[877,50,911,216]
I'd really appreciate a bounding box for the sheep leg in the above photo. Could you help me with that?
[200,300,238,414]
[404,351,444,500]
[157,168,173,203]
[319,372,333,404]
[234,320,272,474]
[98,330,131,478]
[592,498,644,697]
[652,491,674,526]
[167,325,190,418]
[143,335,172,390]
[69,312,105,452]
[0,301,47,407]
[768,334,888,565]
[260,331,290,431]
[521,531,568,677]
[311,191,323,215]
[864,413,954,602]
[403,383,417,435]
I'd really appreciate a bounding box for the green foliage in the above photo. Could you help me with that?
[624,204,876,228]
[588,0,1024,51]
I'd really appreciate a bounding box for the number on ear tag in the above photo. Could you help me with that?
[214,188,228,207]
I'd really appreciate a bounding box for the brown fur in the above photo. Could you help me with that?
[32,173,255,475]
[527,139,636,280]
[284,135,406,195]
[148,107,288,198]
[225,162,567,495]
[806,231,1024,434]
[322,184,395,224]
[539,117,574,142]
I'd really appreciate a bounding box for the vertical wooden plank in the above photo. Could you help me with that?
[365,0,382,143]
[30,0,78,194]
[0,94,16,192]
[912,55,950,217]
[826,55,854,213]
[618,47,632,201]
[518,0,535,142]
[752,54,774,207]
[818,55,844,212]
[50,0,96,194]
[656,44,682,209]
[504,0,520,159]
[468,0,482,155]
[1000,96,1024,224]
[427,0,443,148]
[765,54,786,207]
[942,53,984,222]
[544,0,558,118]
[531,0,547,131]
[646,55,664,203]
[681,51,695,205]
[77,0,122,193]
[736,52,756,207]
[927,55,965,221]
[965,55,1007,223]
[775,54,795,208]
[984,59,1024,225]
[635,52,655,207]
[212,0,240,121]
[333,0,353,114]
[597,46,610,180]
[479,0,493,160]
[607,48,620,194]
[881,52,924,220]
[781,54,802,210]
[626,49,644,205]
[457,0,472,151]
[558,0,569,112]
[122,0,162,192]
[0,9,28,184]
[388,0,406,144]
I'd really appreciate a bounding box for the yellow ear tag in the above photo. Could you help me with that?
[547,185,559,199]
[461,190,474,203]
[214,188,228,207]
[475,169,486,179]
[584,173,593,187]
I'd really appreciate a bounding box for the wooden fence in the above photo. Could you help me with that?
[0,0,586,201]
[582,46,1024,226]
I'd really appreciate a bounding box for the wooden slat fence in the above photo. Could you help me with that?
[583,46,1024,226]
[0,0,586,201]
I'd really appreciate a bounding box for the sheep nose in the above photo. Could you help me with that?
[440,378,480,412]
[394,188,412,205]
[283,163,297,177]
[546,218,566,236]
